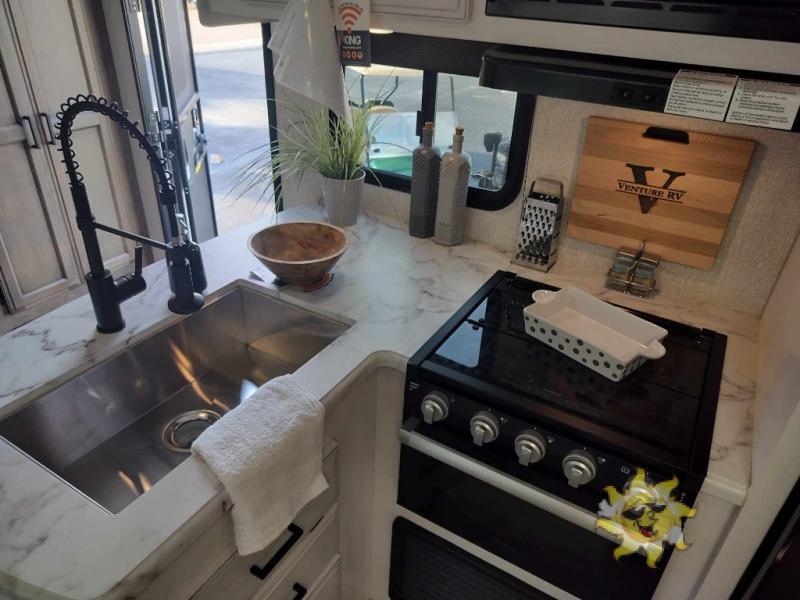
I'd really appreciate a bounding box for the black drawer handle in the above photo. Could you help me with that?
[249,523,304,580]
[292,583,308,599]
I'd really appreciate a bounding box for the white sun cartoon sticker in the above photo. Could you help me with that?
[596,468,696,568]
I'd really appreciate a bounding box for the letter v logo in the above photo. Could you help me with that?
[622,164,686,214]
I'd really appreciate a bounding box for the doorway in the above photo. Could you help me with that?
[119,0,275,241]
[185,3,274,234]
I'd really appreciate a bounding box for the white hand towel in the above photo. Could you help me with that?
[192,374,328,556]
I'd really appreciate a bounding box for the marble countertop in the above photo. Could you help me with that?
[0,204,757,599]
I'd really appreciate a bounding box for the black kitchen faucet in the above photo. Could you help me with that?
[56,94,206,333]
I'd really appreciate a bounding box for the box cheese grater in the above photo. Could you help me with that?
[512,178,564,272]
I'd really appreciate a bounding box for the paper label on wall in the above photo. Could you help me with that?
[664,70,738,121]
[725,79,800,130]
[335,1,371,66]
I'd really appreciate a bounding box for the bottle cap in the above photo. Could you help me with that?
[455,127,464,135]
[424,121,434,129]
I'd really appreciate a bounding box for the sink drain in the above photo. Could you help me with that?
[162,409,221,452]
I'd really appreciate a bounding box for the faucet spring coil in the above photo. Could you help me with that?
[55,94,175,195]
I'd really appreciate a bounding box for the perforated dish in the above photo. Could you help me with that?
[523,287,667,381]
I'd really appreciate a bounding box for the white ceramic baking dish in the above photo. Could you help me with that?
[523,287,667,381]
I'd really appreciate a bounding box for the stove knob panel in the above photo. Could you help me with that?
[470,411,500,446]
[420,391,450,425]
[515,430,547,466]
[562,450,597,488]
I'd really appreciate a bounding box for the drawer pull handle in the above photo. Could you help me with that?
[249,523,304,580]
[21,116,39,149]
[39,113,56,145]
[292,583,308,599]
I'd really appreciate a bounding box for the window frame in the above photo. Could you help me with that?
[363,34,535,211]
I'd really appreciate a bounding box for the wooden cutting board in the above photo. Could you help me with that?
[567,117,755,269]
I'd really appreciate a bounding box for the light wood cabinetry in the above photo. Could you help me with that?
[252,508,340,600]
[8,0,140,274]
[134,444,341,600]
[0,0,144,325]
[307,558,342,600]
[0,2,80,314]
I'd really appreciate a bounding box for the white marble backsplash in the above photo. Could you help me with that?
[0,205,756,599]
[359,96,800,316]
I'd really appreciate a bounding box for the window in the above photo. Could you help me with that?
[357,34,535,211]
[344,65,424,178]
[435,74,518,193]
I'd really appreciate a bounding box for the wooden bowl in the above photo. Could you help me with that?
[248,221,348,290]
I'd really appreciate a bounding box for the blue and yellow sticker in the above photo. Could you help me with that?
[596,468,696,568]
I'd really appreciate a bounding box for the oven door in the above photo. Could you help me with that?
[397,427,668,600]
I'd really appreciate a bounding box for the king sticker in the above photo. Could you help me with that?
[596,468,696,568]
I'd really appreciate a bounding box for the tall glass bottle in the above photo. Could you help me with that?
[409,121,440,238]
[434,127,470,246]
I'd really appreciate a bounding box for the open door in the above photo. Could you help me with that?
[122,0,217,242]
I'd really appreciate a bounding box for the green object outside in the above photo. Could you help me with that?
[368,155,413,177]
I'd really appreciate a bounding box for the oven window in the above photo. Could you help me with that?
[397,445,666,600]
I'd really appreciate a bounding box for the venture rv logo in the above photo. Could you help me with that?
[617,163,687,214]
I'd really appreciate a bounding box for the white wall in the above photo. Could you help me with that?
[361,96,800,316]
[697,250,800,596]
[751,234,800,480]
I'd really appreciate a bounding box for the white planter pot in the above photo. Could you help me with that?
[321,171,365,227]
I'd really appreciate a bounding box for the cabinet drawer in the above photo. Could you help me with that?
[307,557,341,600]
[139,444,337,600]
[373,0,470,22]
[258,509,339,600]
[192,448,339,600]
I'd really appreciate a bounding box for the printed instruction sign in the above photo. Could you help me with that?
[725,79,800,131]
[664,70,738,121]
[335,1,371,66]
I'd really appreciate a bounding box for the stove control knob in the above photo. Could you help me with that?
[515,430,547,466]
[420,391,450,425]
[470,411,500,446]
[562,450,597,488]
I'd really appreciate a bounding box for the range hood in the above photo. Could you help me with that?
[485,0,800,43]
[479,45,800,133]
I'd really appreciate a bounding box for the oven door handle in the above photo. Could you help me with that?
[399,428,633,548]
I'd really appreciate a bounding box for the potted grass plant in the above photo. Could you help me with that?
[232,98,382,227]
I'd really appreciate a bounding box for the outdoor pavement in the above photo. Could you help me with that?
[187,5,518,233]
[189,8,273,234]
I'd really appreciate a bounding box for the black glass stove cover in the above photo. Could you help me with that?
[410,271,727,487]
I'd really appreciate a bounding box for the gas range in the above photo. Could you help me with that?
[393,271,728,599]
[402,270,726,511]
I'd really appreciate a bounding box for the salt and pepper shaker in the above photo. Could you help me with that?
[409,122,441,238]
[434,127,470,246]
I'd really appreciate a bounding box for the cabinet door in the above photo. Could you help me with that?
[373,0,470,21]
[8,0,141,274]
[201,0,470,23]
[0,4,80,312]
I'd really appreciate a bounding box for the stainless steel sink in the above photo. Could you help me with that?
[0,285,349,513]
